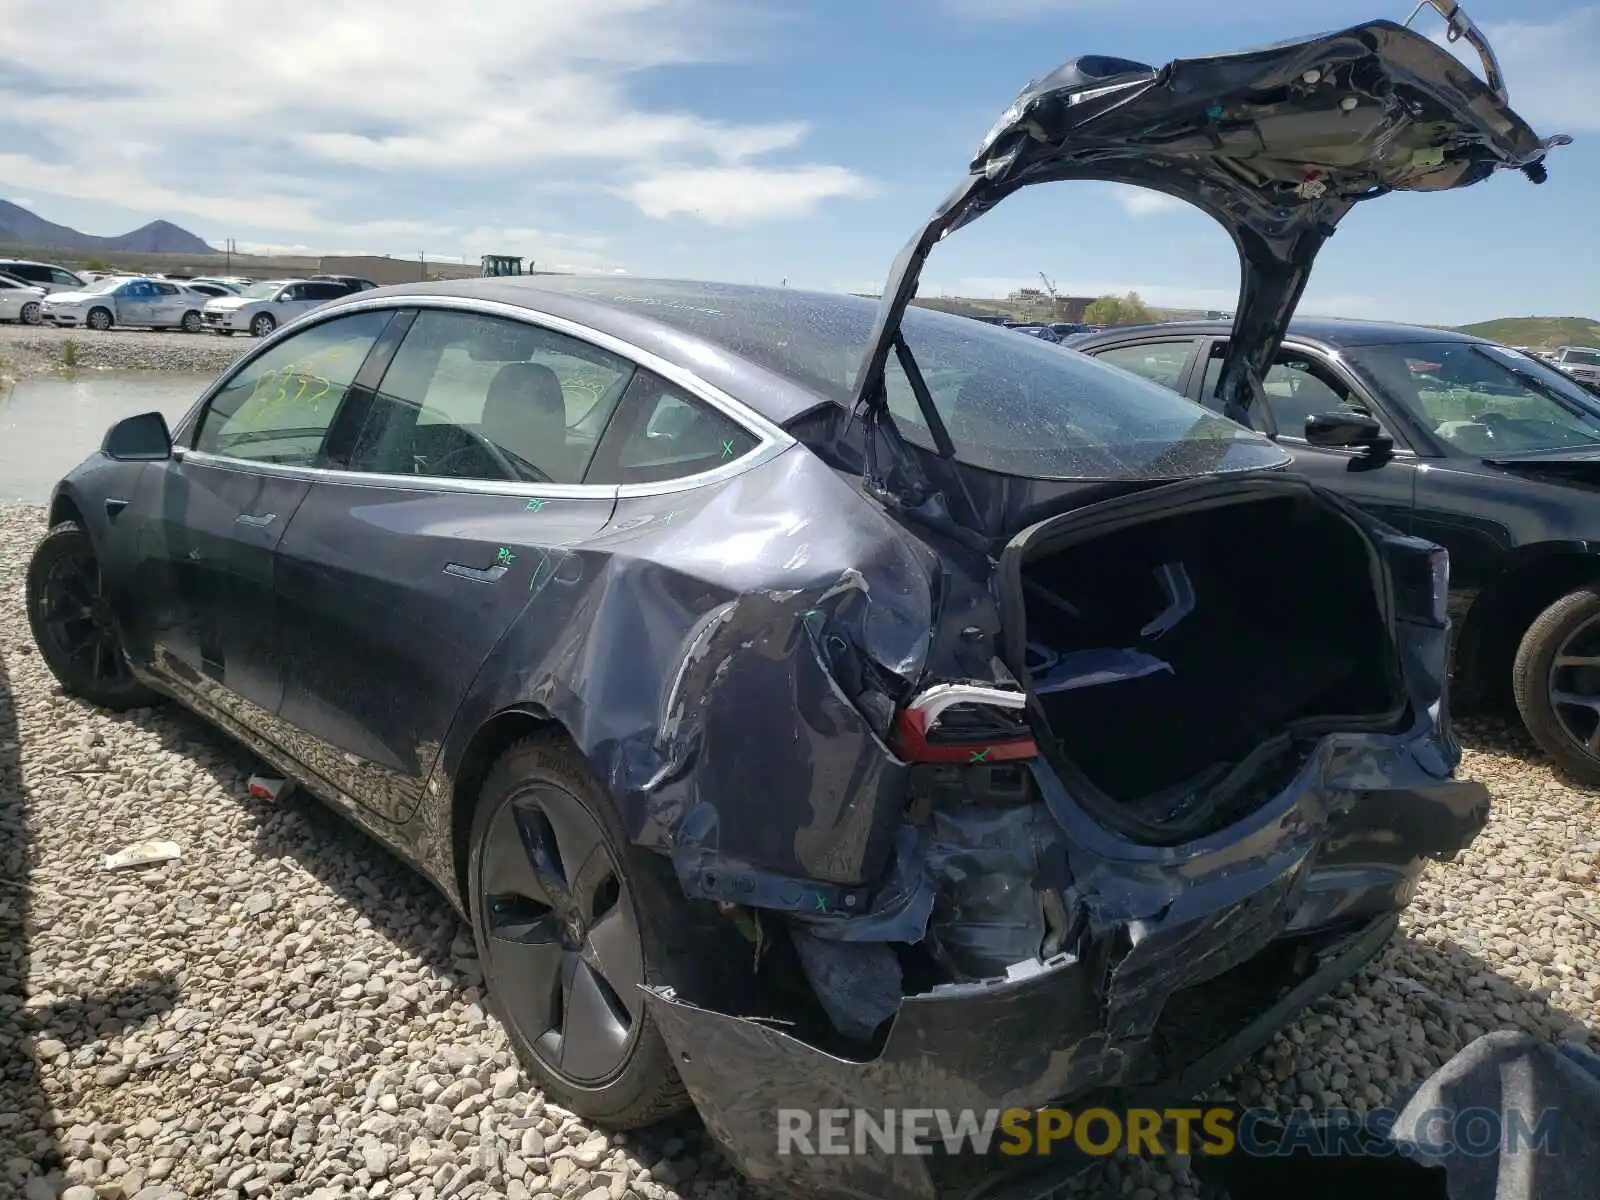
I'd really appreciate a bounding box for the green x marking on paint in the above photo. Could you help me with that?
[721,439,735,458]
[969,748,990,763]
[495,547,515,567]
[814,893,829,912]
[525,498,545,511]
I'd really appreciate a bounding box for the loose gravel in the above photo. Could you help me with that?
[0,499,1596,1200]
[0,325,248,383]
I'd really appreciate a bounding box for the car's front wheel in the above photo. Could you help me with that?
[25,522,161,711]
[468,737,690,1128]
[1513,586,1600,785]
[19,300,40,325]
[85,307,113,331]
[250,313,276,338]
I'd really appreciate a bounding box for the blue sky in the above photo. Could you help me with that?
[0,0,1593,324]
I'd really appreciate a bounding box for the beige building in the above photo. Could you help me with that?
[317,254,481,285]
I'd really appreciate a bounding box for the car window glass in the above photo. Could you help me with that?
[306,283,341,301]
[50,269,80,287]
[155,282,180,295]
[1200,347,1372,438]
[1093,342,1194,390]
[193,311,391,464]
[1346,341,1600,455]
[344,309,634,485]
[587,371,758,485]
[13,266,47,283]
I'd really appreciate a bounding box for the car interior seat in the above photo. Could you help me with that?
[481,362,570,480]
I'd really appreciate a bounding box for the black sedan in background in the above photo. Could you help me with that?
[1068,320,1600,782]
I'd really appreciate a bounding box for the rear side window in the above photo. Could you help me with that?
[1093,341,1195,391]
[343,309,635,485]
[6,264,49,284]
[585,372,758,485]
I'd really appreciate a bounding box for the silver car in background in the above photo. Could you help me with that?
[0,272,46,324]
[200,278,352,337]
[40,276,213,332]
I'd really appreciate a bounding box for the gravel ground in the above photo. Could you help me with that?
[1,499,1596,1200]
[0,324,248,383]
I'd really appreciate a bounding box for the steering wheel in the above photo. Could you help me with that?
[424,433,549,482]
[1477,411,1508,426]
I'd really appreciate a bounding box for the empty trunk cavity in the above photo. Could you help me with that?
[1019,491,1400,832]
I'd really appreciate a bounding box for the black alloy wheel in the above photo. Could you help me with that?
[25,522,159,710]
[468,738,691,1127]
[1513,586,1600,785]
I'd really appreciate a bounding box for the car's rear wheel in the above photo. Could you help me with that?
[468,737,690,1128]
[1513,586,1600,785]
[250,313,276,338]
[85,307,113,331]
[25,522,161,711]
[180,310,202,333]
[19,300,40,325]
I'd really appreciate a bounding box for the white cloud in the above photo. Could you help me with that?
[1109,185,1190,217]
[623,165,876,225]
[10,197,33,208]
[1430,6,1600,133]
[0,0,873,244]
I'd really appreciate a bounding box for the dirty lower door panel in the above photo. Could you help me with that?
[270,482,617,822]
[117,455,311,725]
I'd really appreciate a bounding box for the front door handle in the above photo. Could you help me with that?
[235,512,277,529]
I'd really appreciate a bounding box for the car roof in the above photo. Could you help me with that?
[1068,317,1491,350]
[321,275,900,426]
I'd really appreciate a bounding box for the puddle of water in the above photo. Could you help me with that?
[0,370,214,505]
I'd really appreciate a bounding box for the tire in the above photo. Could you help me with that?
[180,310,202,334]
[250,313,276,338]
[25,522,161,711]
[1512,586,1600,785]
[19,300,40,325]
[467,736,691,1128]
[85,306,113,332]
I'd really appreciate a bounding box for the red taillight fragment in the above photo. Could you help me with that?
[892,683,1037,764]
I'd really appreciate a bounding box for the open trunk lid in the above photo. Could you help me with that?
[853,3,1568,431]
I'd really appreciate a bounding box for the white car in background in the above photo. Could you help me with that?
[40,276,212,332]
[0,258,87,294]
[201,278,351,337]
[0,272,46,324]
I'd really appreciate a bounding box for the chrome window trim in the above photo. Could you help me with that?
[177,293,797,499]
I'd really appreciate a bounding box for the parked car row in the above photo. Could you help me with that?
[0,257,379,334]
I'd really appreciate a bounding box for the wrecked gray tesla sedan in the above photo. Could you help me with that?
[26,6,1562,1200]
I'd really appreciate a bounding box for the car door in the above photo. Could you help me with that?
[115,281,157,325]
[269,305,639,822]
[111,308,399,730]
[150,281,187,326]
[1189,339,1419,534]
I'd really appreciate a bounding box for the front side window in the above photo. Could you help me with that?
[586,372,758,485]
[193,311,392,464]
[1200,346,1373,439]
[49,268,82,287]
[343,309,634,484]
[1095,341,1195,391]
[241,281,282,300]
[1345,341,1600,455]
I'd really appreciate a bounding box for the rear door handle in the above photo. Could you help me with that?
[443,562,509,584]
[235,512,277,528]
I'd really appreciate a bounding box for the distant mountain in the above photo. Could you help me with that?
[0,199,215,254]
[1453,315,1600,350]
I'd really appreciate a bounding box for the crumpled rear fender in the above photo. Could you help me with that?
[423,447,959,906]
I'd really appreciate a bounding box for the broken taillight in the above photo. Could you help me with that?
[893,682,1038,764]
